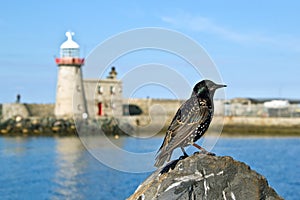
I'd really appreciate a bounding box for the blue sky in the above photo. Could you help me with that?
[0,1,299,103]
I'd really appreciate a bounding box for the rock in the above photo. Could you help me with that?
[127,154,283,200]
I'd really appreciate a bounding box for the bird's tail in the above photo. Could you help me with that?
[154,150,173,168]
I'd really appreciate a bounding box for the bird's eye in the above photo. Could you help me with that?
[197,88,205,95]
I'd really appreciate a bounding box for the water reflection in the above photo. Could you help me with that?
[52,137,86,199]
[2,137,29,156]
[81,135,157,173]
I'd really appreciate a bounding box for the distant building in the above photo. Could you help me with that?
[83,67,123,118]
[227,98,300,117]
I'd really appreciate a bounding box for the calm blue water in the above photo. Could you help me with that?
[0,136,299,200]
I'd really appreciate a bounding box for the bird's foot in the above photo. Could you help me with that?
[193,143,215,156]
[194,150,215,156]
[160,155,188,174]
[179,154,189,160]
[202,150,216,156]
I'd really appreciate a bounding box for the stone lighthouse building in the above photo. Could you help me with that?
[54,31,87,118]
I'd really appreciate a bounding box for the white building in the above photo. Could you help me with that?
[54,32,87,118]
[83,67,123,118]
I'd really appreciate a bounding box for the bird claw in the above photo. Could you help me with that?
[160,155,188,174]
[194,150,215,156]
[192,144,215,156]
[179,154,189,160]
[202,151,215,156]
[205,151,216,156]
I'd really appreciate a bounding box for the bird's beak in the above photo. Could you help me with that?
[215,84,227,89]
[219,84,227,88]
[209,84,226,92]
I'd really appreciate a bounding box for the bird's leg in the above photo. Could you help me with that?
[180,147,189,157]
[192,143,206,151]
[192,143,215,156]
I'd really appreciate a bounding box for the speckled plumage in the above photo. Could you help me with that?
[154,80,226,167]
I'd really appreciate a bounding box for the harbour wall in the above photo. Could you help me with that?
[224,115,300,127]
[1,101,300,135]
[1,103,54,120]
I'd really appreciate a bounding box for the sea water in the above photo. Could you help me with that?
[0,136,299,200]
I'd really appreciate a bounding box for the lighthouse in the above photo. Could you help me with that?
[54,31,87,118]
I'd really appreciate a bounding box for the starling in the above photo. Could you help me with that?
[154,80,226,167]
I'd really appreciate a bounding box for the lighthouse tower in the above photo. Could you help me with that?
[54,31,87,118]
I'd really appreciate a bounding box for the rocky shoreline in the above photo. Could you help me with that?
[1,116,300,137]
[222,124,300,136]
[0,117,76,136]
[0,116,130,137]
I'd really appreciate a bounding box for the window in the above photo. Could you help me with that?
[110,86,115,94]
[98,85,103,94]
[76,85,81,92]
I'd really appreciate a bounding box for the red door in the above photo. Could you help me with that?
[98,102,102,116]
